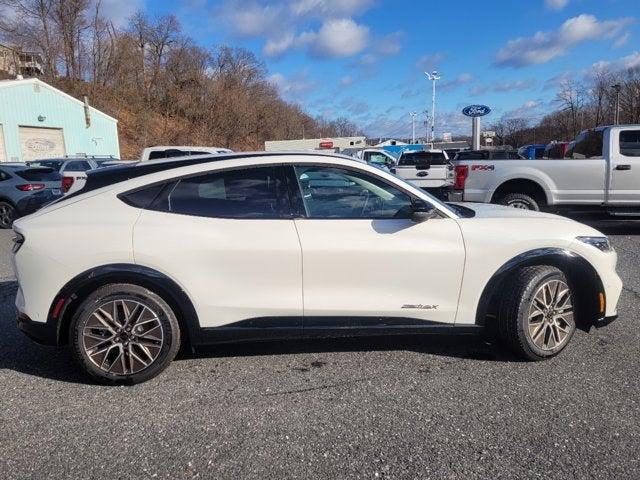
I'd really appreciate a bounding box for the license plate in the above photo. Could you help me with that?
[52,189,61,195]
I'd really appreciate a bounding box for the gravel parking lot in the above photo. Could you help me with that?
[1,222,639,480]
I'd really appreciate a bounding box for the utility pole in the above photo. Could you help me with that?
[425,71,441,144]
[612,84,621,125]
[409,112,417,143]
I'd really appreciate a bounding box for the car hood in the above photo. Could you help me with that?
[453,202,565,220]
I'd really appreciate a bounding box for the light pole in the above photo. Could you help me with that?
[425,70,441,144]
[612,83,621,125]
[409,112,417,143]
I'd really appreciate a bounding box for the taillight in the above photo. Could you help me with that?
[454,165,468,190]
[16,183,45,191]
[61,176,74,193]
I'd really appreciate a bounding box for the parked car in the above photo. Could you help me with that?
[13,152,621,384]
[454,150,523,161]
[449,125,640,215]
[518,144,547,159]
[391,149,453,199]
[27,157,119,194]
[140,146,233,161]
[0,165,62,228]
[354,148,398,170]
[543,142,570,159]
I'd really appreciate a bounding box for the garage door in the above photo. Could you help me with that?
[0,125,6,162]
[19,126,66,161]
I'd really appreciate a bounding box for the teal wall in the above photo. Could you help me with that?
[0,80,119,161]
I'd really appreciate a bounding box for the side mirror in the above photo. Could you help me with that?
[411,200,438,223]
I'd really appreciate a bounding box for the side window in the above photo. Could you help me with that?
[294,165,413,219]
[65,161,91,171]
[0,170,10,181]
[620,130,640,157]
[571,130,603,159]
[369,153,391,165]
[534,147,545,159]
[159,166,288,219]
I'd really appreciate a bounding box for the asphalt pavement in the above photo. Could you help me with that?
[0,223,639,479]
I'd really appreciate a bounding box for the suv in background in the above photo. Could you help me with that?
[0,165,62,228]
[140,146,233,161]
[543,142,570,159]
[391,150,453,199]
[518,144,547,159]
[28,157,118,194]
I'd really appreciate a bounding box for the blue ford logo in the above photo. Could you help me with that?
[462,105,491,117]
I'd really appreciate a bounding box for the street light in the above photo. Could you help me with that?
[425,70,441,144]
[611,84,621,125]
[409,112,418,143]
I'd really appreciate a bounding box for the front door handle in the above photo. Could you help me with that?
[616,164,632,171]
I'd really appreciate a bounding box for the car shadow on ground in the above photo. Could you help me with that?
[0,278,521,384]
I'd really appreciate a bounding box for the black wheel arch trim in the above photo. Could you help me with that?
[46,263,200,347]
[475,247,606,331]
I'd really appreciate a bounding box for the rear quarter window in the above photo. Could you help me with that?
[15,169,62,182]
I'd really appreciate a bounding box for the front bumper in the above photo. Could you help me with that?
[17,312,57,346]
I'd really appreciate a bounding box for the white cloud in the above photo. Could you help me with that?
[94,0,145,27]
[290,0,375,18]
[545,0,569,10]
[227,3,283,36]
[263,33,296,57]
[496,14,633,68]
[306,18,370,57]
[341,75,354,87]
[501,100,542,121]
[591,51,640,73]
[440,73,473,92]
[416,53,445,71]
[268,70,319,102]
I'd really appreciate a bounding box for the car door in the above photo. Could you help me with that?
[288,163,465,326]
[607,128,640,205]
[132,165,303,331]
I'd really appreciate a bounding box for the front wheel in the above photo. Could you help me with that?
[70,284,181,384]
[497,266,576,360]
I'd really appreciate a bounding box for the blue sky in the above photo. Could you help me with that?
[103,0,639,138]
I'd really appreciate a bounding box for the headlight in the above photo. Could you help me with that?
[576,236,613,252]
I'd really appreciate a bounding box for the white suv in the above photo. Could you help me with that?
[12,153,622,384]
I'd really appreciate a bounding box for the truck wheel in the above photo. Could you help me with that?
[70,283,181,385]
[499,193,540,211]
[497,266,576,360]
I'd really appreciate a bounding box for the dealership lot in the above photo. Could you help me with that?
[1,223,639,479]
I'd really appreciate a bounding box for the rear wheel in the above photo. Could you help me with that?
[0,201,16,228]
[70,283,181,384]
[498,266,576,360]
[499,192,540,211]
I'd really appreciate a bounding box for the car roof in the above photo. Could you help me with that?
[66,151,364,199]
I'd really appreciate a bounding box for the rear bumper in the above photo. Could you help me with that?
[446,189,464,202]
[17,312,57,346]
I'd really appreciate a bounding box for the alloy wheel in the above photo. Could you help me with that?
[526,280,574,351]
[82,299,164,375]
[507,200,532,210]
[0,204,14,228]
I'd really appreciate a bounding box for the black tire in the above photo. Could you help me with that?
[0,201,16,229]
[497,266,576,361]
[70,283,181,385]
[498,192,540,211]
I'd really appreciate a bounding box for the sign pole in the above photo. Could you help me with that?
[472,117,480,150]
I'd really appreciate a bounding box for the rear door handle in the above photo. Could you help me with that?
[616,164,632,171]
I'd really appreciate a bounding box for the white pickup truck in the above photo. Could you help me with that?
[450,125,640,216]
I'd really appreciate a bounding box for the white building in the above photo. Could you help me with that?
[264,136,366,151]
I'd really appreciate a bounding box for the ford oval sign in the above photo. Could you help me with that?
[462,105,491,117]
